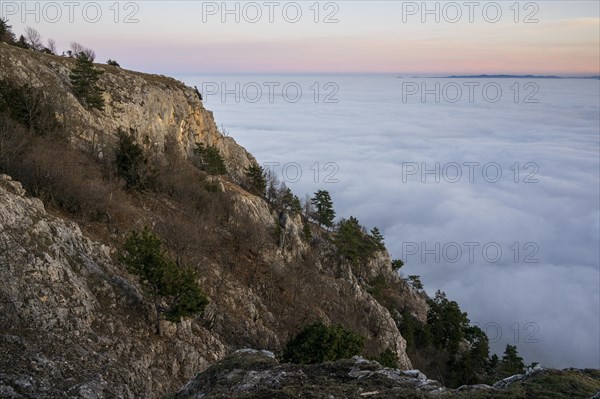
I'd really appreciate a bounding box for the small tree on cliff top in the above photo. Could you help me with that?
[70,53,105,110]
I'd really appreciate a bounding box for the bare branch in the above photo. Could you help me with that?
[70,42,96,61]
[47,38,57,55]
[24,26,42,51]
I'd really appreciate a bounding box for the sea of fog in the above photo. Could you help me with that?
[177,73,600,369]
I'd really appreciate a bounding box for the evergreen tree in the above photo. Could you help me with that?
[245,163,266,195]
[334,216,377,268]
[427,290,469,354]
[449,325,491,385]
[194,143,227,175]
[0,18,15,43]
[15,35,29,49]
[311,189,335,228]
[501,344,525,376]
[278,184,294,208]
[271,183,302,214]
[69,53,105,110]
[0,80,60,134]
[399,309,416,351]
[489,354,499,370]
[114,129,148,189]
[465,325,490,372]
[407,275,424,291]
[391,259,404,270]
[119,227,209,322]
[370,227,385,251]
[302,222,312,242]
[290,194,302,215]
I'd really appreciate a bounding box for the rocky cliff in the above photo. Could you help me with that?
[0,43,253,181]
[0,45,429,397]
[0,174,226,397]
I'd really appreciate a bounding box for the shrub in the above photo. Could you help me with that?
[114,129,148,189]
[107,59,120,67]
[15,35,29,49]
[70,53,105,110]
[372,348,398,368]
[119,227,209,322]
[194,143,227,175]
[0,121,132,224]
[0,79,60,134]
[282,322,364,364]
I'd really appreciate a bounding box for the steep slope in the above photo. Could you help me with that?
[0,174,226,397]
[0,45,429,397]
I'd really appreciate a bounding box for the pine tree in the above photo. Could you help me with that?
[392,259,404,270]
[69,53,105,110]
[370,227,385,251]
[399,309,416,351]
[407,275,424,291]
[0,18,15,44]
[311,189,335,228]
[278,184,293,208]
[501,344,525,376]
[245,163,266,195]
[290,195,302,215]
[334,216,377,267]
[194,143,227,175]
[119,227,209,322]
[426,290,468,354]
[114,129,148,189]
[302,222,312,242]
[489,354,499,370]
[15,35,29,49]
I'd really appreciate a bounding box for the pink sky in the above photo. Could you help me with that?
[5,1,599,75]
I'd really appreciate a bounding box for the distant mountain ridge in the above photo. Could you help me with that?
[399,74,600,79]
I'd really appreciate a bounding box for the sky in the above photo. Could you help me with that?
[2,1,599,369]
[2,1,599,75]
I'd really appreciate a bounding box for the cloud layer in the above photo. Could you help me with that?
[183,74,600,368]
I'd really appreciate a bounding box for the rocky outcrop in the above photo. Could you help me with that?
[0,43,254,181]
[172,350,600,399]
[0,175,227,397]
[173,350,444,399]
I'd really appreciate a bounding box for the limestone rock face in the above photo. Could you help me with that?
[0,175,227,398]
[0,44,255,181]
